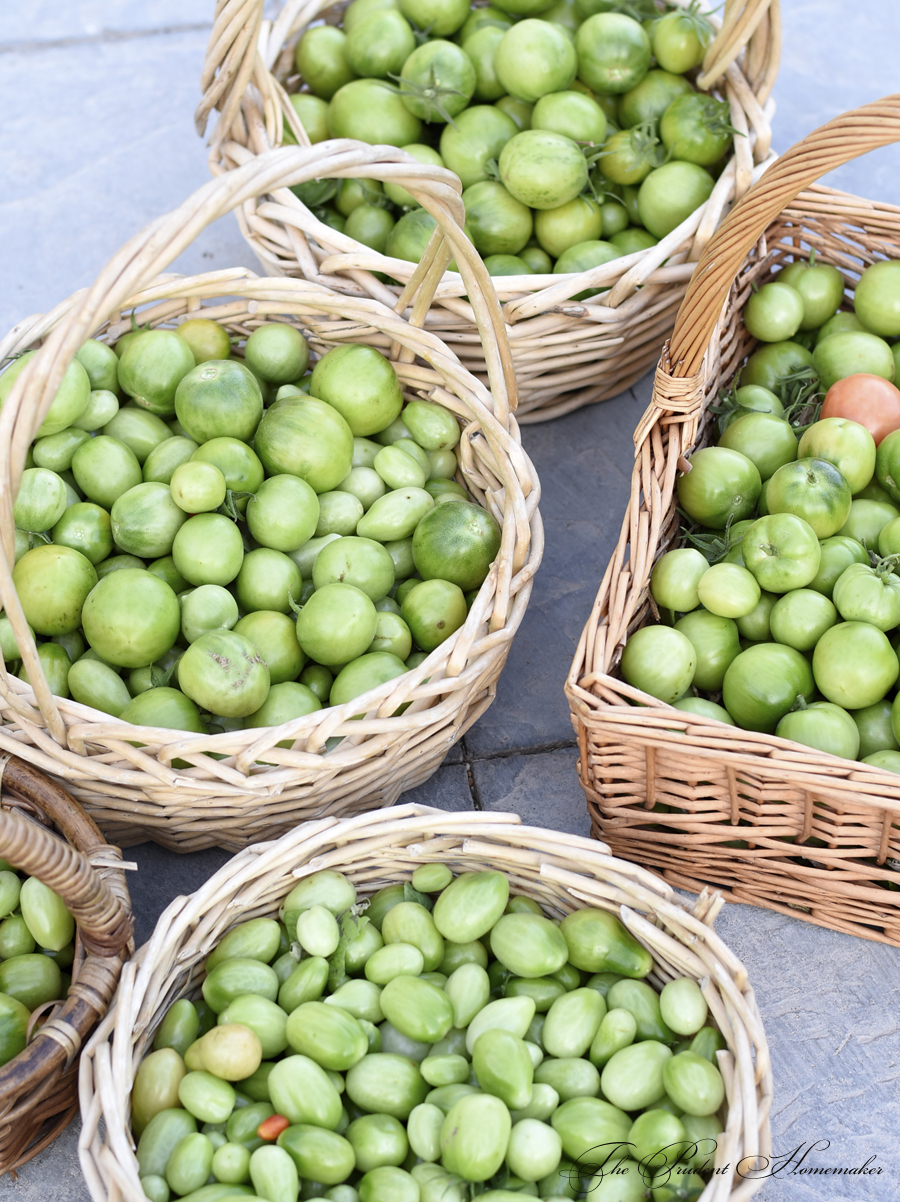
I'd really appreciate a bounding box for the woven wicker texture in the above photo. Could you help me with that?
[567,95,900,945]
[78,806,773,1202]
[195,0,780,421]
[0,754,131,1174]
[0,145,541,852]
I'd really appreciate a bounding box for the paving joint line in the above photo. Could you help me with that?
[460,737,483,811]
[467,738,578,763]
[0,23,213,54]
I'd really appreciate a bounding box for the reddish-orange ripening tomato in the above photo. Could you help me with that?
[257,1114,290,1141]
[820,374,900,446]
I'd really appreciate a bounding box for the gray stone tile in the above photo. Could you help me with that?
[0,2,211,43]
[127,841,234,945]
[0,32,258,336]
[397,762,473,812]
[473,748,591,839]
[463,386,643,757]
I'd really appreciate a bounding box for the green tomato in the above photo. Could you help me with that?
[52,501,113,565]
[0,352,90,436]
[722,643,815,732]
[673,611,740,693]
[498,130,588,210]
[741,513,821,592]
[328,79,423,145]
[676,446,761,529]
[494,20,577,104]
[172,514,244,587]
[833,561,900,630]
[637,161,714,239]
[808,534,869,598]
[575,13,651,94]
[439,106,519,188]
[776,700,860,760]
[779,259,845,331]
[742,282,805,343]
[813,330,895,391]
[650,548,708,612]
[769,588,837,651]
[82,569,179,667]
[850,698,900,759]
[854,260,900,337]
[620,625,695,704]
[718,411,798,481]
[813,621,899,709]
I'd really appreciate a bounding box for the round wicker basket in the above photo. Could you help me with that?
[194,0,781,421]
[0,753,132,1173]
[567,95,900,946]
[78,806,773,1202]
[0,145,541,852]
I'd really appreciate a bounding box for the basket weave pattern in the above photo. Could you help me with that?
[0,755,131,1173]
[0,147,541,852]
[567,97,900,946]
[79,806,773,1202]
[195,0,780,420]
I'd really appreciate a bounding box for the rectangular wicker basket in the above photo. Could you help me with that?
[566,96,900,947]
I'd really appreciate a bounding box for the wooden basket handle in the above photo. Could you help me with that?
[0,144,517,743]
[0,756,132,958]
[669,93,900,376]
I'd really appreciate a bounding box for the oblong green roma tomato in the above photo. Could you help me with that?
[504,976,566,1013]
[132,1048,187,1135]
[0,873,20,919]
[363,883,406,931]
[426,1083,479,1114]
[218,996,288,1060]
[379,1020,432,1064]
[471,1028,533,1109]
[433,871,510,943]
[0,917,35,961]
[202,959,279,1014]
[411,1163,468,1202]
[356,487,434,542]
[662,1051,725,1117]
[550,1096,631,1163]
[441,1093,511,1183]
[438,939,488,976]
[154,999,201,1059]
[358,1165,420,1202]
[559,907,652,977]
[142,435,199,484]
[444,962,491,1029]
[344,920,384,975]
[381,902,444,971]
[194,1022,262,1081]
[277,1123,355,1185]
[402,401,461,452]
[586,1160,648,1202]
[380,976,454,1045]
[600,1040,673,1112]
[235,1060,276,1103]
[280,869,357,933]
[628,1108,688,1170]
[659,978,708,1037]
[506,1117,563,1184]
[278,956,329,1013]
[420,1054,470,1087]
[296,905,341,957]
[541,987,607,1059]
[13,544,98,637]
[412,863,454,894]
[326,979,384,1025]
[533,1056,601,1102]
[269,1054,343,1128]
[489,912,569,979]
[364,942,426,985]
[589,1006,637,1069]
[407,1102,445,1162]
[285,1001,368,1071]
[606,979,674,1043]
[225,1099,273,1151]
[249,1145,300,1202]
[166,1132,214,1197]
[206,919,282,972]
[177,1071,236,1124]
[465,995,536,1055]
[345,1053,429,1119]
[138,1173,170,1202]
[0,953,61,1010]
[211,1141,252,1185]
[67,656,132,718]
[19,876,75,951]
[346,1112,408,1171]
[136,1109,198,1179]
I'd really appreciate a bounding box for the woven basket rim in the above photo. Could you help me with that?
[78,805,774,1202]
[195,0,780,312]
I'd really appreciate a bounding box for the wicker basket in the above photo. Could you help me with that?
[0,753,131,1174]
[194,0,780,421]
[566,95,900,946]
[79,805,772,1202]
[0,144,541,853]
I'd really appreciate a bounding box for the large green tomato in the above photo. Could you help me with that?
[255,397,354,494]
[854,260,900,337]
[776,701,860,760]
[741,513,821,593]
[808,535,869,598]
[812,330,895,391]
[850,698,899,760]
[765,457,852,538]
[722,644,815,732]
[768,589,837,652]
[82,570,180,668]
[813,621,899,709]
[832,562,900,631]
[778,259,845,331]
[575,13,651,94]
[717,412,798,482]
[310,346,403,437]
[649,548,708,613]
[797,417,875,494]
[494,20,577,103]
[0,352,91,436]
[620,626,695,704]
[675,447,761,529]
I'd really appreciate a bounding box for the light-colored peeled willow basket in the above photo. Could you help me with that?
[0,144,541,853]
[566,95,900,946]
[79,806,773,1202]
[0,754,131,1174]
[195,0,780,420]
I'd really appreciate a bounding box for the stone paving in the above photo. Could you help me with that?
[2,2,900,1198]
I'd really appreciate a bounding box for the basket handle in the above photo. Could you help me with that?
[668,93,900,377]
[0,756,132,959]
[0,143,517,741]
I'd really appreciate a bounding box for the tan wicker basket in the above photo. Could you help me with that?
[79,806,773,1202]
[566,95,900,946]
[0,753,131,1174]
[0,144,541,853]
[195,0,780,421]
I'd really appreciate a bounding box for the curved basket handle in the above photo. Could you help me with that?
[0,143,517,740]
[0,756,132,958]
[668,93,900,377]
